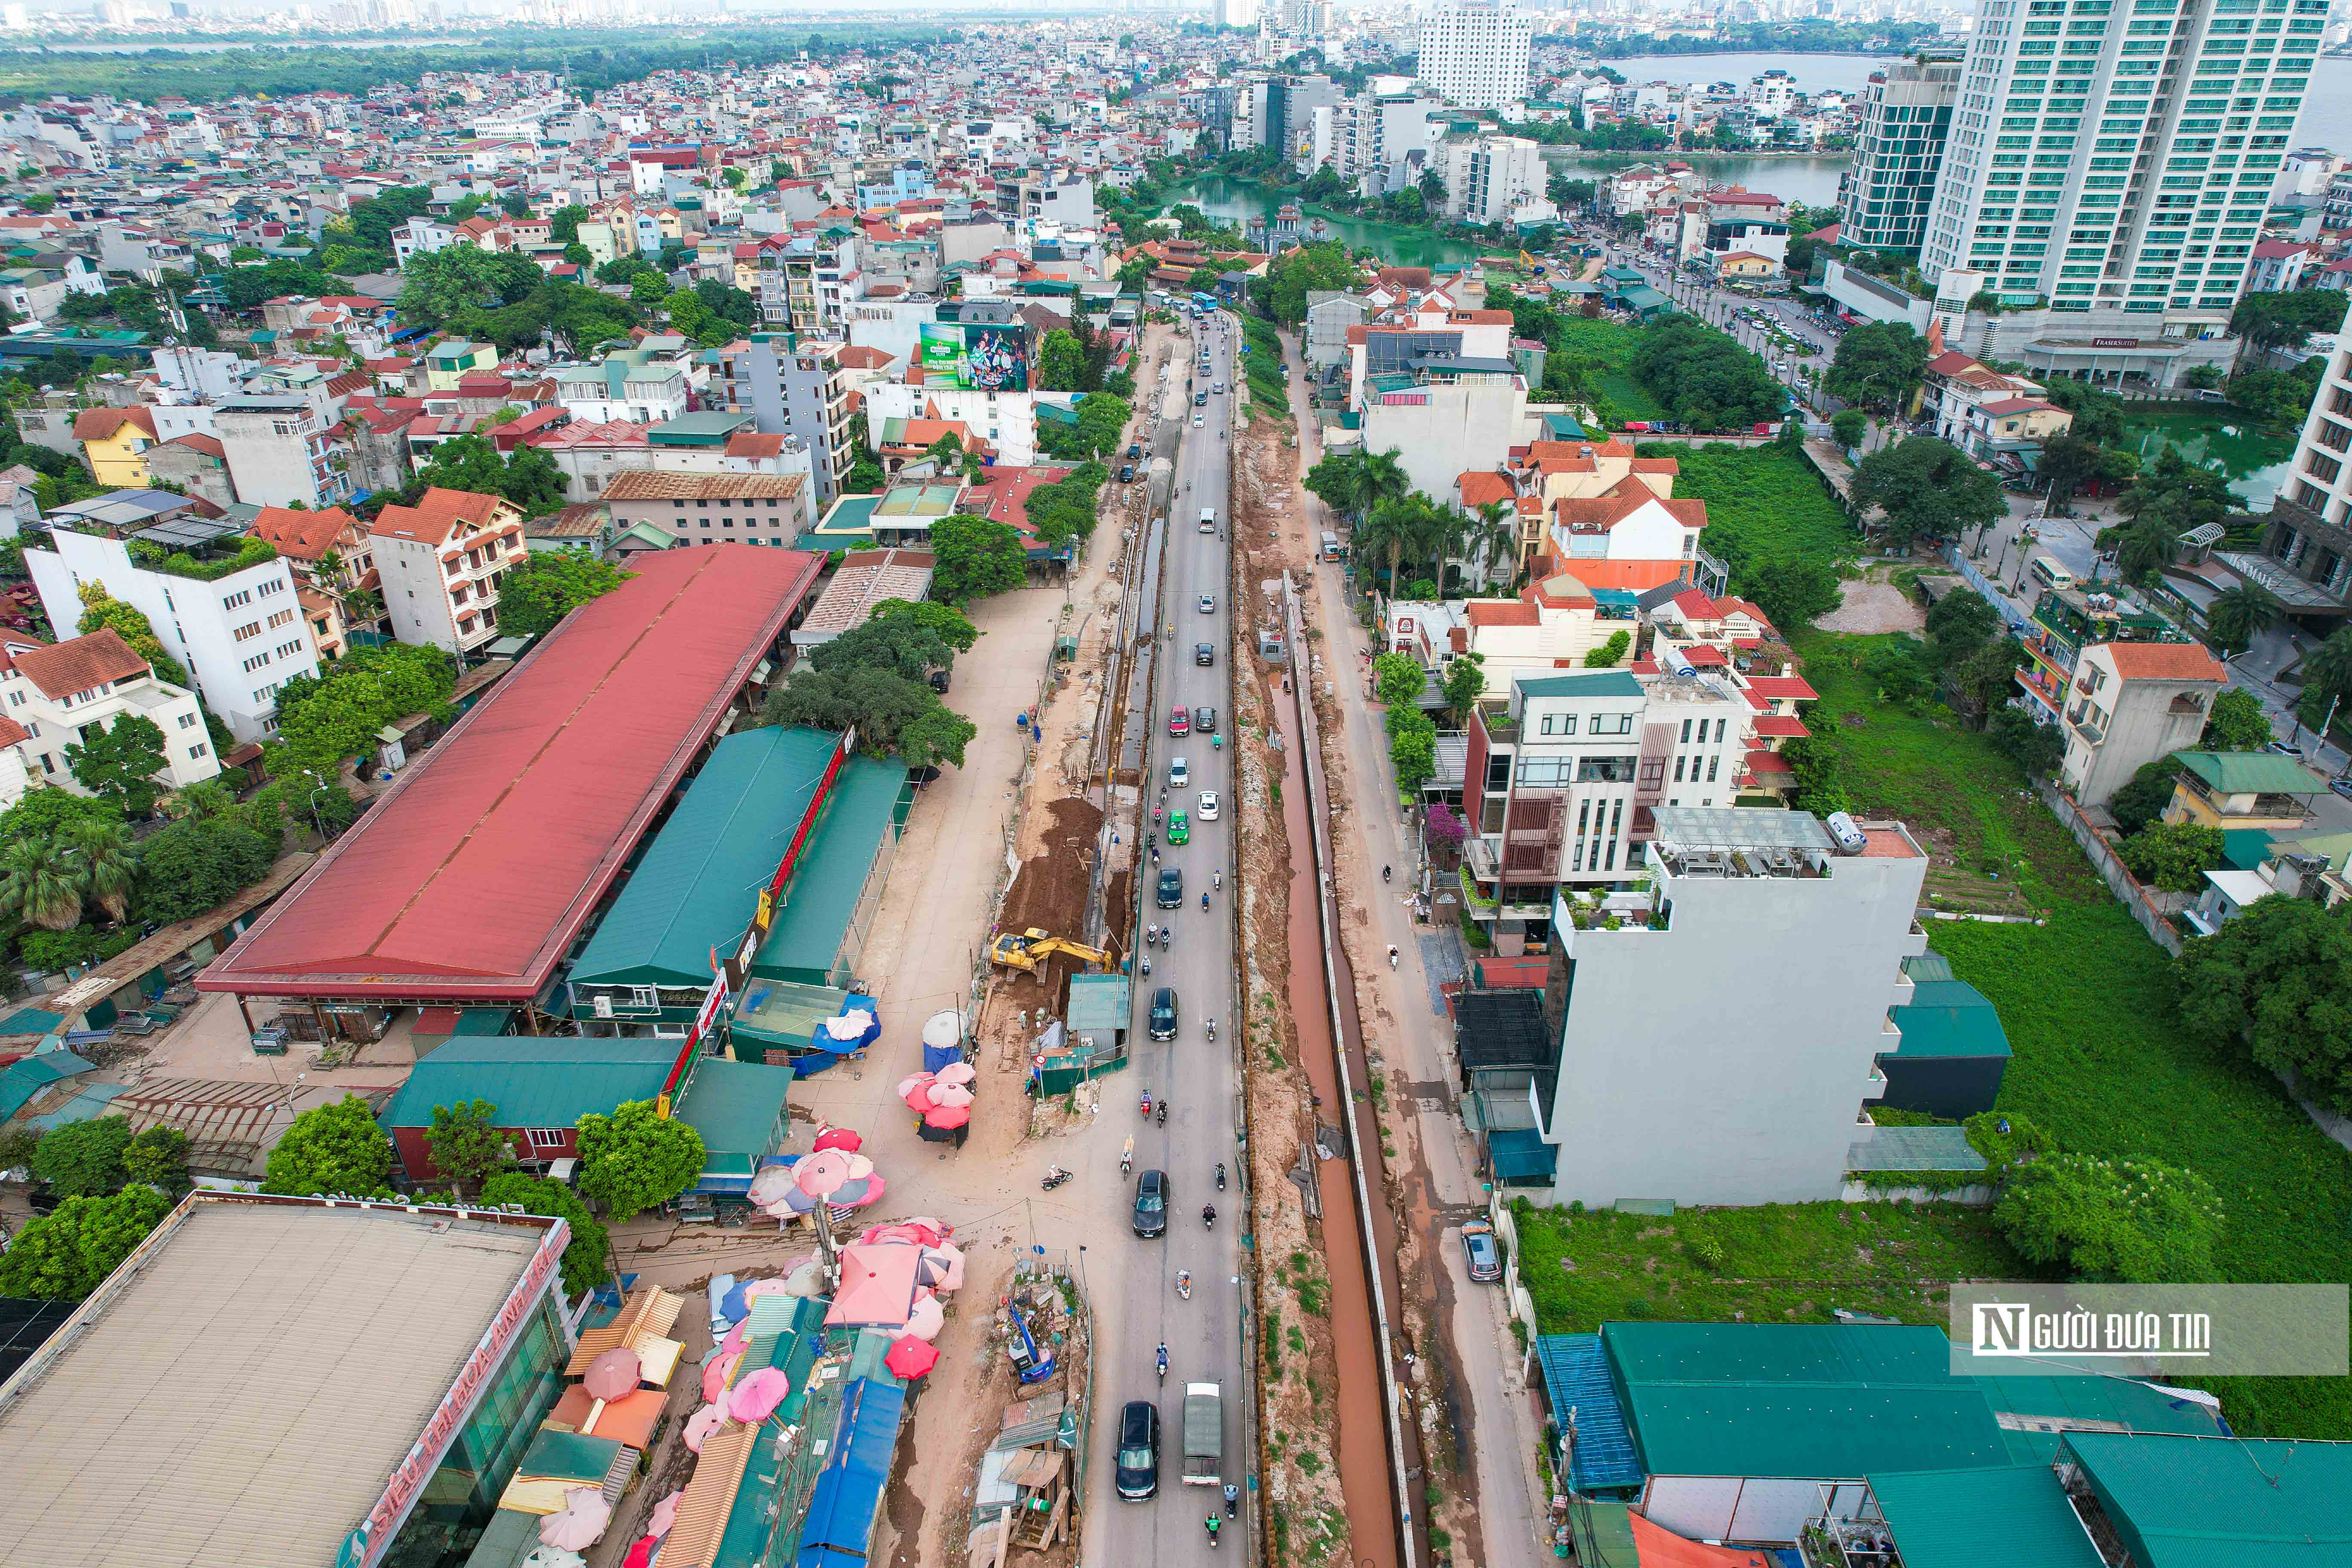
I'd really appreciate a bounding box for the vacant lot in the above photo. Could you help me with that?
[1550,316,1666,423]
[1658,443,1860,578]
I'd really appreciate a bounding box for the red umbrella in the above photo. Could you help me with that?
[884,1335,941,1379]
[794,1148,855,1197]
[582,1348,641,1401]
[922,1103,971,1130]
[812,1127,864,1154]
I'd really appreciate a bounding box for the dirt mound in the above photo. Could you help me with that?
[1000,795,1104,936]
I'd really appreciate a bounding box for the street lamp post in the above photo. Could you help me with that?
[300,768,332,841]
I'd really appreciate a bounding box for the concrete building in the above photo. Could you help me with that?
[1537,809,1929,1209]
[2058,641,2229,809]
[1416,0,1531,112]
[73,406,157,488]
[1917,0,2319,375]
[1441,134,1546,227]
[24,519,320,743]
[719,334,855,506]
[2162,748,2321,833]
[1340,89,1443,198]
[369,487,527,657]
[553,349,690,426]
[216,392,350,510]
[1837,58,1959,254]
[2248,294,2352,616]
[603,470,812,548]
[0,626,219,806]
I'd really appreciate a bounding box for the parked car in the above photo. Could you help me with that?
[2331,777,2352,802]
[1133,1169,1169,1237]
[1150,986,1179,1040]
[1462,1219,1503,1282]
[1116,1400,1161,1500]
[1119,464,1136,483]
[1127,442,1144,460]
[2268,739,2306,760]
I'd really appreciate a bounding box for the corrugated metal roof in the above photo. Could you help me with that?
[2174,750,2321,797]
[570,727,843,993]
[378,1037,675,1130]
[198,545,822,1003]
[750,755,908,983]
[2067,1432,2352,1568]
[1846,1125,1988,1173]
[1603,1323,2012,1479]
[1869,1466,2103,1568]
[675,1056,793,1176]
[1887,981,2011,1060]
[0,1197,557,1568]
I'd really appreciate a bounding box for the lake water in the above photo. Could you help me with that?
[2119,407,2299,509]
[1164,176,1489,267]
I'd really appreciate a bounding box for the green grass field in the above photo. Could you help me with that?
[1656,443,1860,575]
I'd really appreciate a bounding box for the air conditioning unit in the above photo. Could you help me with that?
[593,995,613,1019]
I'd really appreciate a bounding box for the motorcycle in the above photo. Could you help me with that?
[1215,1162,1226,1191]
[1224,1482,1240,1519]
[1176,1269,1193,1299]
[1042,1166,1072,1191]
[1206,1018,1216,1042]
[1200,892,1210,912]
[1140,1090,1153,1118]
[1205,1517,1222,1550]
[1201,1204,1216,1229]
[1141,955,1152,976]
[1157,1343,1169,1383]
[1157,1101,1168,1126]
[1213,869,1222,890]
[1122,1136,1134,1176]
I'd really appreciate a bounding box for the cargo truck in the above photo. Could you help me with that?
[1182,1381,1222,1484]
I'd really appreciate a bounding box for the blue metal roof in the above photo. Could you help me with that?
[1534,1333,1644,1492]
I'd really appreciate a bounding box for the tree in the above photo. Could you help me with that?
[2177,893,2352,1112]
[137,817,279,922]
[32,1115,132,1197]
[1440,652,1485,723]
[1865,638,1932,705]
[2229,288,2347,363]
[576,1099,705,1221]
[2116,821,2224,892]
[481,1171,611,1298]
[1994,1152,2223,1283]
[2119,450,2237,539]
[549,205,588,244]
[1373,651,1425,708]
[1583,629,1631,668]
[1035,329,1089,392]
[0,1185,172,1299]
[1746,558,1842,632]
[263,1094,395,1198]
[121,1125,190,1194]
[2114,512,2182,586]
[1825,321,1929,416]
[1261,240,1358,324]
[56,816,134,923]
[1924,589,2000,669]
[897,705,978,771]
[1780,735,1852,816]
[1389,711,1437,793]
[1953,637,2030,717]
[2203,583,2280,658]
[0,836,84,931]
[75,582,189,686]
[869,598,980,653]
[426,1098,511,1192]
[1851,436,2004,552]
[2299,624,2352,726]
[929,514,1028,605]
[2109,755,2183,836]
[631,270,673,305]
[396,246,544,326]
[64,714,170,817]
[1627,315,1788,429]
[2201,686,2274,752]
[403,435,569,514]
[1830,408,1867,449]
[1988,705,2064,775]
[2036,434,2131,514]
[497,547,630,639]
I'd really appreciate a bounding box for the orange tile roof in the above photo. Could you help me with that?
[73,406,157,442]
[2099,642,2228,682]
[1458,471,1515,508]
[1465,600,1539,628]
[9,628,151,700]
[250,505,363,561]
[369,486,511,546]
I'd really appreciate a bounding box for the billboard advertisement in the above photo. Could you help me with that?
[918,321,1030,392]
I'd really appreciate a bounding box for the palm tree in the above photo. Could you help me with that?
[1353,449,1409,523]
[2115,514,2182,585]
[165,779,234,822]
[2203,583,2281,659]
[2297,625,2352,717]
[0,837,83,931]
[1425,502,1473,594]
[1472,498,1520,591]
[58,818,136,924]
[1352,502,1409,596]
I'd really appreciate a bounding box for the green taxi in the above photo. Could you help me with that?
[1167,809,1190,845]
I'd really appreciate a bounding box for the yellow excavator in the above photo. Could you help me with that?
[990,928,1115,975]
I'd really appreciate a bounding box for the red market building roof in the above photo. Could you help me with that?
[197,544,822,1004]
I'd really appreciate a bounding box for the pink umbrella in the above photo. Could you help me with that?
[683,1402,728,1453]
[901,1081,937,1113]
[765,1185,820,1218]
[794,1149,855,1197]
[923,1103,971,1130]
[742,1274,803,1303]
[729,1365,792,1424]
[843,1152,875,1180]
[747,1165,798,1207]
[537,1490,612,1552]
[903,1293,946,1340]
[884,1335,941,1380]
[720,1317,751,1359]
[700,1349,740,1403]
[846,1172,888,1207]
[622,1539,655,1568]
[830,1173,877,1206]
[928,1082,975,1109]
[645,1491,685,1540]
[902,1216,952,1238]
[894,1071,932,1099]
[582,1348,641,1400]
[918,1243,965,1292]
[859,1220,946,1247]
[812,1127,864,1153]
[935,1060,977,1086]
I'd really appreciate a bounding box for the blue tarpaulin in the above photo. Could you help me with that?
[795,1378,906,1561]
[810,995,881,1056]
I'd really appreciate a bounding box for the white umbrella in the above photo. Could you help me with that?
[935,1060,978,1086]
[921,1010,962,1049]
[903,1292,946,1340]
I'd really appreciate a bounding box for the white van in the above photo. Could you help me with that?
[1200,507,1217,534]
[2029,555,2074,593]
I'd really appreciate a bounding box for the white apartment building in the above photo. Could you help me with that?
[23,528,320,744]
[2059,640,2229,807]
[0,628,219,808]
[553,356,690,426]
[1441,134,1547,227]
[370,487,528,657]
[1536,809,1930,1209]
[216,392,351,511]
[1918,0,2321,378]
[1416,0,1532,112]
[1838,58,1961,254]
[1339,89,1443,197]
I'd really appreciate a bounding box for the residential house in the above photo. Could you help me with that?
[554,349,691,426]
[215,393,350,511]
[603,471,811,549]
[2163,749,2321,833]
[370,487,528,657]
[422,341,499,392]
[0,463,43,538]
[2058,641,2229,808]
[141,433,235,509]
[248,505,381,662]
[74,406,157,488]
[0,627,219,807]
[2014,584,2191,727]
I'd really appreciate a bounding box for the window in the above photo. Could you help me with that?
[1707,755,1720,783]
[177,711,196,729]
[526,1127,568,1149]
[1589,713,1635,736]
[267,608,295,630]
[233,621,262,642]
[1678,718,1692,743]
[187,743,207,760]
[1674,756,1687,783]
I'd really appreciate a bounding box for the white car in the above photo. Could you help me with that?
[1192,414,1203,427]
[1170,756,1189,788]
[1197,791,1219,821]
[1199,594,1216,613]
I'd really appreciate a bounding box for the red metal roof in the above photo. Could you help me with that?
[197,544,821,1004]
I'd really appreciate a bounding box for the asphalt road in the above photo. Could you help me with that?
[1089,310,1247,1563]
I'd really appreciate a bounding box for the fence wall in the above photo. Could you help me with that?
[2035,779,2184,957]
[1941,544,2038,637]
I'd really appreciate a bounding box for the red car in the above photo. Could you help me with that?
[1169,705,1191,735]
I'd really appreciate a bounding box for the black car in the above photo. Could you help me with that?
[1194,391,1207,406]
[1192,705,1217,734]
[1119,463,1135,482]
[1115,1400,1161,1500]
[1149,986,1178,1041]
[1157,867,1183,907]
[1133,1169,1169,1237]
[1127,442,1143,460]
[1196,641,1214,667]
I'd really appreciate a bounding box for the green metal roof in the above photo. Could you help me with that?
[2065,1432,2352,1568]
[1517,671,1646,699]
[2223,827,2278,870]
[749,753,908,985]
[378,1037,674,1130]
[1870,1466,2104,1568]
[1066,974,1130,1035]
[649,411,756,446]
[1603,1322,2013,1479]
[0,1049,92,1122]
[1972,1374,2222,1457]
[2174,750,2320,796]
[1887,980,2011,1060]
[570,728,846,994]
[674,1055,793,1177]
